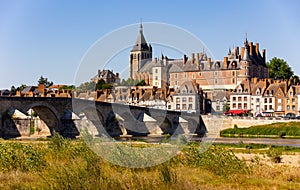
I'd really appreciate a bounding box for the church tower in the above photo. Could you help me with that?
[130,23,152,79]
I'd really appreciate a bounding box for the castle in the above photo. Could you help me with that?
[129,24,269,92]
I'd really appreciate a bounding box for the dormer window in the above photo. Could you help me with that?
[290,91,293,96]
[256,89,261,95]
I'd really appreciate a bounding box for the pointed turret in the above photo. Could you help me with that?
[243,45,251,61]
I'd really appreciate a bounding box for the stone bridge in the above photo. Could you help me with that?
[0,97,206,139]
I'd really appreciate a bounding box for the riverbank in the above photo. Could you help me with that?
[220,122,300,139]
[0,136,299,189]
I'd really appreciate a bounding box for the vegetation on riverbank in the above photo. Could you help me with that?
[0,134,299,189]
[220,122,300,138]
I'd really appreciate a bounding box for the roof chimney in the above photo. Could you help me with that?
[241,47,245,58]
[262,49,266,63]
[183,54,187,64]
[255,42,259,55]
[196,53,200,65]
[191,53,195,64]
[207,58,211,70]
[223,57,228,69]
[249,42,253,55]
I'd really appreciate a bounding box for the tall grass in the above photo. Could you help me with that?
[0,134,299,189]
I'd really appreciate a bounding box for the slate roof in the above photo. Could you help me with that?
[131,23,151,52]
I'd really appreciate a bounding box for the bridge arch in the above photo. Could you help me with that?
[23,102,60,136]
[153,116,172,134]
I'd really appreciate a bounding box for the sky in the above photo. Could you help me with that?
[0,0,300,89]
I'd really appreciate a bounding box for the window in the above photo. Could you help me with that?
[232,78,235,83]
[188,97,193,102]
[278,99,281,104]
[176,104,180,110]
[256,98,260,103]
[287,105,290,110]
[184,73,187,78]
[287,99,290,104]
[238,103,242,109]
[155,69,158,73]
[292,98,295,103]
[214,71,218,76]
[244,97,247,101]
[216,106,220,111]
[269,105,273,110]
[292,105,295,110]
[176,97,180,103]
[233,103,236,108]
[233,97,236,101]
[182,97,187,102]
[192,74,195,79]
[264,105,268,110]
[278,105,282,111]
[290,91,293,96]
[188,104,192,110]
[182,104,187,110]
[175,81,178,86]
[269,98,272,103]
[232,71,235,76]
[155,76,158,80]
[199,72,202,76]
[264,98,267,103]
[244,103,247,109]
[215,79,218,84]
[168,105,171,109]
[217,100,220,104]
[255,105,259,111]
[175,73,178,79]
[238,97,242,101]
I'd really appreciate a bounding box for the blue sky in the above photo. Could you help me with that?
[0,0,299,89]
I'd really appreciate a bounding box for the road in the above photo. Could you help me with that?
[198,137,300,147]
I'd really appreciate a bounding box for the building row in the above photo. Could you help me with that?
[229,78,300,116]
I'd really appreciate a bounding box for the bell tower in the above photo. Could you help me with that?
[130,23,152,79]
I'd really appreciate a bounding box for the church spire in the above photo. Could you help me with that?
[139,19,143,33]
[132,22,149,52]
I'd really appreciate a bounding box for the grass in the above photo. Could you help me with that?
[220,121,300,138]
[0,134,299,189]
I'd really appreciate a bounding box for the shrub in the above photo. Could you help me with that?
[279,131,286,138]
[267,148,282,163]
[0,143,46,172]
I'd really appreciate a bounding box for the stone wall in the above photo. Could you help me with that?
[202,115,299,138]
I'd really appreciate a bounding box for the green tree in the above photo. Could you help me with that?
[76,81,96,91]
[102,83,113,90]
[59,85,75,91]
[16,84,27,92]
[120,78,145,86]
[135,80,146,86]
[292,75,300,85]
[38,76,53,88]
[95,79,105,90]
[267,57,294,80]
[10,86,16,94]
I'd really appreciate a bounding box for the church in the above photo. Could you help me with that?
[129,24,269,92]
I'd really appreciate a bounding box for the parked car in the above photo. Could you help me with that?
[284,113,296,119]
[296,115,300,120]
